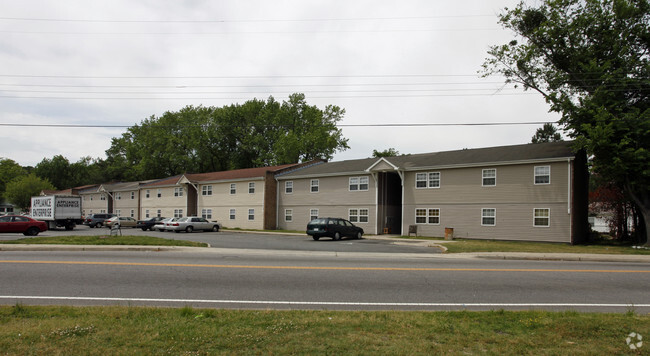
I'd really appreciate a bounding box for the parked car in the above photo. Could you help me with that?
[84,213,116,228]
[307,217,364,241]
[104,216,137,228]
[165,216,221,233]
[153,218,176,232]
[136,217,167,231]
[0,215,48,236]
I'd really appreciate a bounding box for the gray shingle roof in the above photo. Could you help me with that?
[278,141,577,178]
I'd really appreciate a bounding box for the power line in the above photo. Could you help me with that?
[0,121,556,129]
[0,15,495,24]
[0,73,488,79]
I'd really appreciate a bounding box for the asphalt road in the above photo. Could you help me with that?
[1,248,649,312]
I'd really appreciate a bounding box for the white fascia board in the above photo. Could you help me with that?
[197,177,265,185]
[365,157,399,172]
[276,171,371,180]
[403,157,575,172]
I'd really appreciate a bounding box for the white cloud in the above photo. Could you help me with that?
[0,0,559,167]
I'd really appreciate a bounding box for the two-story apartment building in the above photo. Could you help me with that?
[276,141,589,244]
[139,163,315,229]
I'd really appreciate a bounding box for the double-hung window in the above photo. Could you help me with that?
[534,208,550,227]
[174,209,183,218]
[349,177,369,191]
[285,209,293,222]
[248,182,255,194]
[174,187,183,197]
[534,166,551,184]
[482,169,496,186]
[310,209,319,221]
[248,209,255,221]
[415,208,440,224]
[416,172,440,188]
[349,209,369,223]
[202,208,212,219]
[310,179,319,193]
[481,208,496,226]
[229,209,236,220]
[285,181,293,194]
[230,184,236,195]
[202,185,213,196]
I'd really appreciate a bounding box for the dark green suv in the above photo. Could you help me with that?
[307,217,364,241]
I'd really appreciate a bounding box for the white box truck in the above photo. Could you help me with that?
[30,195,83,230]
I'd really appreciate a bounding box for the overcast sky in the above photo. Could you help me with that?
[0,0,562,168]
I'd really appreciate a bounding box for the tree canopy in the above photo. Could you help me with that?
[483,0,650,243]
[4,174,54,210]
[531,123,563,143]
[0,158,26,203]
[105,94,349,180]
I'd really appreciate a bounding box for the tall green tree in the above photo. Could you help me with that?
[4,174,55,210]
[105,94,349,180]
[483,0,650,243]
[531,123,563,143]
[34,155,73,190]
[0,158,26,203]
[372,148,401,158]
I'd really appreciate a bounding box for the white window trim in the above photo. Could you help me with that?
[309,209,319,221]
[284,209,293,222]
[230,183,236,195]
[414,208,440,225]
[202,185,213,196]
[482,169,497,187]
[229,209,236,220]
[248,182,255,194]
[349,176,369,191]
[533,208,551,227]
[481,208,496,226]
[285,181,293,194]
[534,166,551,185]
[310,179,319,193]
[349,208,369,223]
[248,209,255,221]
[415,172,441,189]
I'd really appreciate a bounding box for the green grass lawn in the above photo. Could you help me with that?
[0,235,207,247]
[397,235,650,255]
[1,305,648,355]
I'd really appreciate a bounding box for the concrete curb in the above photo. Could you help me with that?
[1,243,649,263]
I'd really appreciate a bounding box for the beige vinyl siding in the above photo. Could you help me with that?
[113,190,139,218]
[403,161,571,242]
[277,175,377,232]
[198,179,265,229]
[140,186,188,219]
[80,193,109,214]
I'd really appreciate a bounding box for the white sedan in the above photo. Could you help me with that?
[165,217,221,233]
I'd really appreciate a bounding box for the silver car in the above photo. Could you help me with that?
[155,217,177,232]
[165,216,221,233]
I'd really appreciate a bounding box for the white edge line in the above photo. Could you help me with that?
[1,296,649,308]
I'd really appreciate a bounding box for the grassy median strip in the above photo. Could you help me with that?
[0,305,648,354]
[442,239,650,255]
[0,235,207,247]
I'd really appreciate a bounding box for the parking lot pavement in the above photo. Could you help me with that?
[0,225,445,254]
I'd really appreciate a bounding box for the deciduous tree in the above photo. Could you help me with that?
[4,174,55,210]
[483,0,649,244]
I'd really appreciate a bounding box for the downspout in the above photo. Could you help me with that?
[567,158,573,244]
[371,172,378,235]
[399,169,405,236]
[275,176,280,229]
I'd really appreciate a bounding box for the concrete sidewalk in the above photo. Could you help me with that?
[1,242,649,263]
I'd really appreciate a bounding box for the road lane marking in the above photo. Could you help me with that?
[1,295,649,308]
[1,260,649,273]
